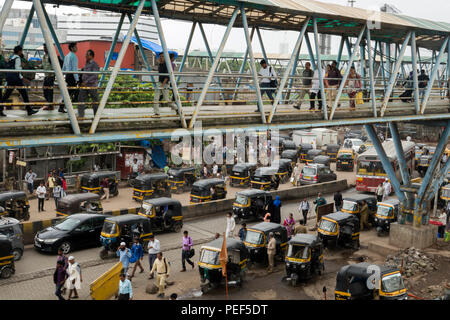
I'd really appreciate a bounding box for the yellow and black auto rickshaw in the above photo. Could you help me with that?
[336,148,355,171]
[138,197,183,233]
[280,149,300,166]
[284,234,324,286]
[317,211,360,249]
[198,238,249,293]
[281,140,297,153]
[417,146,436,177]
[276,159,293,183]
[326,144,340,162]
[374,199,400,236]
[229,163,257,187]
[243,222,288,265]
[335,263,407,300]
[81,171,119,197]
[441,183,450,203]
[232,189,272,221]
[167,167,197,193]
[56,193,103,217]
[305,149,323,164]
[341,194,378,225]
[190,178,227,204]
[0,191,30,221]
[251,167,279,191]
[132,173,171,202]
[99,214,152,259]
[299,143,314,163]
[0,235,15,279]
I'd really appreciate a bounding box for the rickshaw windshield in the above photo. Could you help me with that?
[245,230,264,245]
[54,218,81,231]
[338,153,353,160]
[102,221,118,235]
[287,244,309,259]
[142,203,154,215]
[235,195,248,205]
[200,249,219,265]
[377,206,393,217]
[442,188,450,198]
[342,200,357,212]
[318,219,337,233]
[381,273,405,293]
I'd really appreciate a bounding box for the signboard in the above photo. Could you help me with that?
[16,160,27,167]
[316,203,335,223]
[71,156,81,161]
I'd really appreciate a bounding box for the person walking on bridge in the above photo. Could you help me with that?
[153,54,176,116]
[294,62,314,110]
[258,59,277,105]
[78,49,99,118]
[61,42,79,113]
[324,61,342,109]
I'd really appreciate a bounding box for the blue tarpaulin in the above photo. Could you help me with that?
[130,37,178,59]
[140,140,167,168]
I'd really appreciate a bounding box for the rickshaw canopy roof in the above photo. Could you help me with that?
[288,233,321,246]
[236,189,270,197]
[343,194,377,204]
[82,171,117,180]
[0,235,12,257]
[249,222,286,235]
[313,155,331,164]
[378,199,400,207]
[104,214,149,225]
[326,144,340,152]
[300,143,314,150]
[337,262,399,282]
[232,163,257,171]
[135,173,169,183]
[58,193,101,205]
[281,150,298,159]
[168,167,195,176]
[276,159,293,169]
[203,237,247,253]
[323,211,356,222]
[254,167,278,176]
[142,197,181,208]
[307,149,323,156]
[0,191,27,202]
[282,140,296,149]
[192,178,225,189]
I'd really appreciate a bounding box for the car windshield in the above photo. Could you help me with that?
[235,195,248,205]
[200,249,219,265]
[381,273,405,293]
[302,167,316,176]
[54,217,81,231]
[142,203,154,215]
[342,200,357,212]
[377,205,393,217]
[318,219,337,233]
[339,153,353,160]
[287,244,309,259]
[101,221,118,235]
[245,230,264,245]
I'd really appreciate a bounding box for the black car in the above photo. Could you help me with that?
[34,213,108,254]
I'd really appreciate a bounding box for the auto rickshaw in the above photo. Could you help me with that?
[229,163,257,187]
[312,155,331,167]
[281,140,297,153]
[299,143,314,163]
[56,193,103,217]
[280,149,300,166]
[99,214,152,259]
[326,144,340,162]
[441,183,450,203]
[284,234,324,286]
[167,167,197,193]
[414,144,427,170]
[250,167,279,191]
[233,189,272,221]
[374,199,400,236]
[341,194,378,225]
[198,238,249,293]
[317,211,360,249]
[243,222,288,265]
[138,197,183,233]
[336,148,355,171]
[276,159,293,183]
[335,263,407,300]
[132,173,171,202]
[81,171,119,197]
[0,191,30,221]
[417,154,433,177]
[190,178,227,204]
[305,149,323,164]
[0,216,24,261]
[0,235,15,279]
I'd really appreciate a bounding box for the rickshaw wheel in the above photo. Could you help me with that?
[99,248,109,260]
[0,267,13,279]
[173,223,182,233]
[291,278,298,287]
[12,248,23,261]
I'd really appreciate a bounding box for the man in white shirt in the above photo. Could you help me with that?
[147,234,160,279]
[298,198,310,225]
[212,163,218,176]
[36,182,47,212]
[258,59,277,105]
[309,68,324,110]
[383,179,391,201]
[226,212,236,238]
[25,169,37,194]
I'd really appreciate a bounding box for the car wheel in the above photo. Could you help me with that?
[0,267,13,279]
[12,248,23,261]
[58,241,72,254]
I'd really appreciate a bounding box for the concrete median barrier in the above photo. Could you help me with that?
[20,179,347,245]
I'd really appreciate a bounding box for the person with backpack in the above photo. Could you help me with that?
[258,59,277,105]
[42,44,55,110]
[0,45,38,117]
[150,252,171,298]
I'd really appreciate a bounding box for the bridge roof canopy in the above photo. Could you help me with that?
[29,0,450,50]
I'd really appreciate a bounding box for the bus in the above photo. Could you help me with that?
[356,141,416,193]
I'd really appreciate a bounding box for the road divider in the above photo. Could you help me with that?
[20,179,347,245]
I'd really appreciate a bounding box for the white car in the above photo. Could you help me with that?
[343,138,364,154]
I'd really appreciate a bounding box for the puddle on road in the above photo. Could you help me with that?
[180,288,203,299]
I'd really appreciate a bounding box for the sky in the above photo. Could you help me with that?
[2,0,449,54]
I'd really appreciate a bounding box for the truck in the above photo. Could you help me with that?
[293,129,338,149]
[292,130,317,149]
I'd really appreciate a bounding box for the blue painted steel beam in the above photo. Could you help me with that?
[232,27,255,101]
[99,13,125,87]
[426,159,450,201]
[388,122,411,186]
[410,32,420,114]
[336,36,345,69]
[304,33,316,70]
[41,2,64,59]
[366,27,376,117]
[312,17,327,120]
[19,6,35,47]
[379,41,387,93]
[255,27,268,65]
[177,21,196,83]
[365,124,407,205]
[359,43,366,91]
